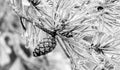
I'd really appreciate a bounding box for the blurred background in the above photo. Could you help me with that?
[0,0,71,70]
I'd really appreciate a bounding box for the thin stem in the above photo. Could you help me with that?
[11,2,57,37]
[57,33,85,59]
[19,17,26,31]
[34,22,56,37]
[93,65,98,70]
[57,36,78,70]
[56,36,70,58]
[13,8,57,37]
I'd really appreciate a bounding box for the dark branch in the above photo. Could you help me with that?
[19,17,26,31]
[35,23,57,37]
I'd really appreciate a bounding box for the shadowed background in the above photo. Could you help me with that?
[0,0,71,70]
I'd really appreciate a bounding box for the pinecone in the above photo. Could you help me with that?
[33,37,56,57]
